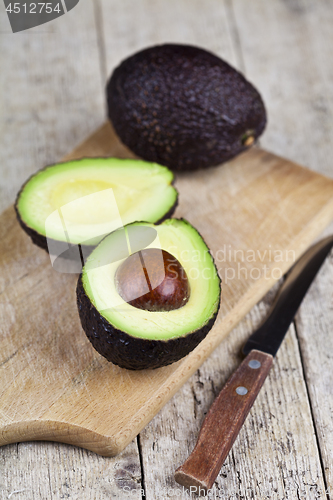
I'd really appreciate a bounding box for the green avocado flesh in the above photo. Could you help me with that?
[16,158,177,247]
[80,219,221,347]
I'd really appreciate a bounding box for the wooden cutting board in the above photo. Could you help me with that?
[1,122,333,457]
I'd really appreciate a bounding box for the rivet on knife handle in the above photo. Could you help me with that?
[174,349,273,494]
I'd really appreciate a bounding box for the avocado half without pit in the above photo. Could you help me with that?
[76,219,221,370]
[15,158,178,259]
[107,43,267,171]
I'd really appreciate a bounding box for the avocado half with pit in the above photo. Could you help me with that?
[76,219,221,370]
[15,158,178,256]
[107,43,267,171]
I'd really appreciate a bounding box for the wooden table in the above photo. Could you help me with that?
[1,1,333,498]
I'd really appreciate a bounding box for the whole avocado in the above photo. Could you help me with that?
[107,44,267,171]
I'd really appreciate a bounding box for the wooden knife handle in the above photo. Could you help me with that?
[175,350,273,494]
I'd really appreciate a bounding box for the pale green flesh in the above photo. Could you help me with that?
[17,158,177,246]
[82,219,221,341]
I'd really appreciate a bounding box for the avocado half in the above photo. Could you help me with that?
[15,158,178,256]
[76,219,221,370]
[107,44,267,171]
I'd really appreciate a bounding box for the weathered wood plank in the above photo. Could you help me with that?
[233,0,333,494]
[0,440,142,500]
[98,0,330,497]
[1,0,333,499]
[296,220,333,497]
[99,0,239,79]
[0,0,142,497]
[0,0,105,214]
[232,0,333,177]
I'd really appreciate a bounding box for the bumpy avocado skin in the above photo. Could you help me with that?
[76,275,220,370]
[107,44,267,171]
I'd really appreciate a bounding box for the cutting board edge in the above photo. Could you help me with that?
[0,419,123,456]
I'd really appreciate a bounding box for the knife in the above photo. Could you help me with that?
[175,234,333,494]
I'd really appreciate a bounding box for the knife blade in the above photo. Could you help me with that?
[175,235,333,495]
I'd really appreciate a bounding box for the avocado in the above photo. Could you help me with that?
[107,44,267,171]
[76,218,221,370]
[15,158,178,259]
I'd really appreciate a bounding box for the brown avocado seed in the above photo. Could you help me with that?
[115,248,190,312]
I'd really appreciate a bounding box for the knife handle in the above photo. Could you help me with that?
[175,349,273,494]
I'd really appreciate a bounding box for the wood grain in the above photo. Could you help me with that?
[175,350,273,493]
[1,0,333,497]
[140,292,329,499]
[0,0,105,215]
[296,239,333,497]
[0,0,142,497]
[1,121,333,458]
[233,0,333,496]
[124,0,333,495]
[0,440,143,500]
[233,0,333,177]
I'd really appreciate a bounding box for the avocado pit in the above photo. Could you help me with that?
[115,248,190,312]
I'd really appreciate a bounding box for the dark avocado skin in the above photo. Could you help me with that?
[76,274,221,371]
[14,159,178,256]
[107,44,267,171]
